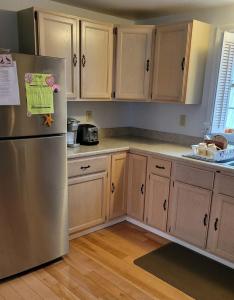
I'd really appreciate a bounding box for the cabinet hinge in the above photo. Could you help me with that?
[34,10,38,21]
[172,181,175,187]
[112,91,116,98]
[113,27,117,35]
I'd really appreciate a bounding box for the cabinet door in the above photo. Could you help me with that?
[152,23,192,102]
[68,172,107,233]
[127,154,147,221]
[80,21,113,99]
[115,26,154,100]
[145,174,170,231]
[169,182,212,248]
[207,194,234,262]
[110,153,127,219]
[37,12,78,99]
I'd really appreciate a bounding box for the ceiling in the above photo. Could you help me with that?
[54,0,234,19]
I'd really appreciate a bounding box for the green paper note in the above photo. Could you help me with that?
[25,73,54,115]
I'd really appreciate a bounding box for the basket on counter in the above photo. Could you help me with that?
[186,145,234,162]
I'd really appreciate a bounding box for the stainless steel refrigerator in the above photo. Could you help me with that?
[0,53,68,279]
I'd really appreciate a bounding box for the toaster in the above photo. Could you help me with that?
[77,124,99,145]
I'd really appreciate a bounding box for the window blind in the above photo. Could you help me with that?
[212,31,234,132]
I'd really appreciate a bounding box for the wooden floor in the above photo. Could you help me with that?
[0,222,193,300]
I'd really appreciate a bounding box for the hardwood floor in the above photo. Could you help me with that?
[0,222,193,299]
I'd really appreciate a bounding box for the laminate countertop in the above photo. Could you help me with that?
[67,137,234,173]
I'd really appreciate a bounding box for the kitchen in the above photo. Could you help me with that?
[0,0,234,299]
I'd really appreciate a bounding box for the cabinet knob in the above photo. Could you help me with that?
[140,184,144,195]
[163,199,167,211]
[146,59,150,72]
[73,54,78,66]
[214,218,219,231]
[81,54,86,67]
[111,183,115,194]
[203,213,208,226]
[181,57,185,71]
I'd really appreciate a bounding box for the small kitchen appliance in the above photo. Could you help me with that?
[67,118,80,147]
[77,124,99,145]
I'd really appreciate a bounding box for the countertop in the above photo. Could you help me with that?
[67,137,234,173]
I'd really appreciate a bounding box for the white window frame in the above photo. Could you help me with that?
[203,25,234,143]
[212,31,234,133]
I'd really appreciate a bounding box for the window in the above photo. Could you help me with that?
[212,31,234,133]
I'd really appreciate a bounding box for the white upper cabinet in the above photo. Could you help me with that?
[115,26,154,100]
[80,21,113,99]
[37,12,78,99]
[18,9,211,104]
[152,20,211,104]
[152,23,190,103]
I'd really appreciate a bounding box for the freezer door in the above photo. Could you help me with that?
[0,135,68,279]
[0,53,66,138]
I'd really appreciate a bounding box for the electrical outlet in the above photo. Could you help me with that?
[86,110,93,122]
[179,114,186,127]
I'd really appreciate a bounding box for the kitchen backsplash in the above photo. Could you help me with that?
[99,127,201,146]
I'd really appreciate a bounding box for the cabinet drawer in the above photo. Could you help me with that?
[149,157,171,177]
[174,163,214,190]
[214,173,234,197]
[68,155,109,177]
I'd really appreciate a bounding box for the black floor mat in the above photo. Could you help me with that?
[134,243,234,300]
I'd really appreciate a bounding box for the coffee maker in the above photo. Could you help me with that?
[67,118,80,148]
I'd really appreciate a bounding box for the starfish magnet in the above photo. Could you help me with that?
[43,114,54,127]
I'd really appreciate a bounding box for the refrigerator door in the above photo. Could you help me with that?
[0,135,68,279]
[0,53,66,138]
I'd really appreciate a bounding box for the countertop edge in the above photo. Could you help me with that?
[67,140,234,174]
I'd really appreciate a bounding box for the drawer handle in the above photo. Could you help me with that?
[163,199,167,211]
[155,165,165,170]
[203,213,208,226]
[140,184,144,195]
[111,183,115,194]
[214,218,219,231]
[80,165,90,170]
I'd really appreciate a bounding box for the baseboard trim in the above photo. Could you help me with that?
[69,216,126,239]
[69,215,234,269]
[126,217,234,269]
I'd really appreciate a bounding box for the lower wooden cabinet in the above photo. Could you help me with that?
[145,174,170,231]
[168,181,212,248]
[207,194,234,262]
[67,151,234,264]
[127,154,147,221]
[68,172,107,233]
[109,152,127,219]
